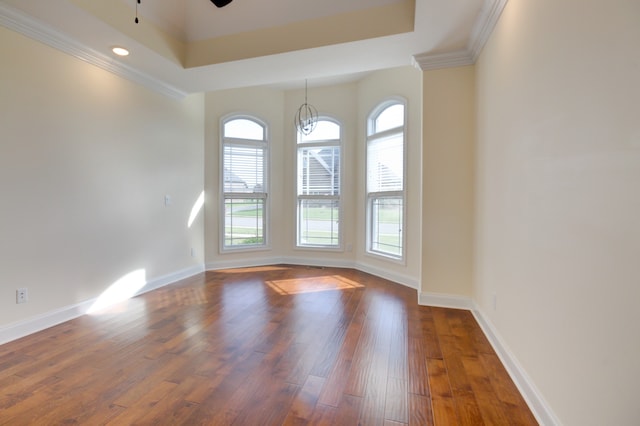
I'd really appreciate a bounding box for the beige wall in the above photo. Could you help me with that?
[475,0,640,424]
[0,26,204,327]
[422,66,475,297]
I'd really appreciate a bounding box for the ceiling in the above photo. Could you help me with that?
[0,0,496,97]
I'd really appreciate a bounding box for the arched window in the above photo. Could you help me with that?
[221,116,268,250]
[296,118,342,248]
[366,100,406,259]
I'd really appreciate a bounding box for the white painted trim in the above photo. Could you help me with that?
[412,50,474,71]
[0,2,187,100]
[206,256,286,271]
[0,264,204,346]
[0,257,419,344]
[468,0,509,61]
[0,299,93,346]
[207,257,419,291]
[207,256,355,272]
[283,256,355,270]
[355,262,419,290]
[472,305,562,426]
[418,291,474,309]
[137,264,205,296]
[412,0,508,71]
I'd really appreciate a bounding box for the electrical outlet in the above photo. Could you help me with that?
[190,247,196,257]
[16,288,28,304]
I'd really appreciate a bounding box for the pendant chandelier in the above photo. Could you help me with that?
[294,80,318,136]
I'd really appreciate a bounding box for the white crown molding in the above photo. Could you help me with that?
[468,0,509,61]
[0,2,187,100]
[472,305,561,426]
[412,0,508,70]
[412,49,474,71]
[0,264,204,346]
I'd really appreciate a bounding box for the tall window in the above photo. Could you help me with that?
[221,116,268,250]
[366,101,405,259]
[296,119,341,248]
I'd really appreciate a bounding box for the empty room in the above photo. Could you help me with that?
[0,0,638,425]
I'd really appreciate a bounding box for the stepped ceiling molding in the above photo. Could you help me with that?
[0,0,507,98]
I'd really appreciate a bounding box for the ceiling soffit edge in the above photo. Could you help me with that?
[185,0,415,68]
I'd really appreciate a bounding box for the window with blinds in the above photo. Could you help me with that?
[366,101,406,259]
[221,116,268,250]
[296,119,341,248]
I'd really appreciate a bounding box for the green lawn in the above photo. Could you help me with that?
[233,206,401,222]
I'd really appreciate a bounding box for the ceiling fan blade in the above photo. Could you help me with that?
[211,0,233,7]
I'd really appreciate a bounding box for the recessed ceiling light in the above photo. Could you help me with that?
[112,47,130,57]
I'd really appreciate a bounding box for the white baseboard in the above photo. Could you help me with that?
[0,258,558,426]
[137,264,205,296]
[205,256,285,271]
[418,291,474,309]
[355,262,419,289]
[0,299,94,346]
[206,256,353,272]
[283,256,355,270]
[206,256,419,290]
[0,263,205,346]
[471,306,561,426]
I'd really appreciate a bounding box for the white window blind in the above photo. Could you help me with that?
[223,145,265,193]
[298,146,340,196]
[367,133,403,193]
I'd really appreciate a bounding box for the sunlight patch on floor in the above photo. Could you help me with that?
[266,275,364,295]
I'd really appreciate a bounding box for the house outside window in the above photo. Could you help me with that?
[296,119,341,248]
[221,116,268,250]
[366,100,406,259]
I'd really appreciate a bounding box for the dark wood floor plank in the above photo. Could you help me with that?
[283,375,326,425]
[385,377,408,424]
[333,394,362,426]
[0,265,537,425]
[307,403,337,426]
[408,393,434,426]
[407,338,430,396]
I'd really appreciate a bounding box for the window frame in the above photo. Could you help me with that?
[365,98,407,261]
[219,114,270,252]
[295,116,343,250]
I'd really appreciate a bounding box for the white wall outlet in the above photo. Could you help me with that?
[16,288,28,304]
[164,194,172,206]
[190,247,195,257]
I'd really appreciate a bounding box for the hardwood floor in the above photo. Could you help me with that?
[0,265,537,425]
